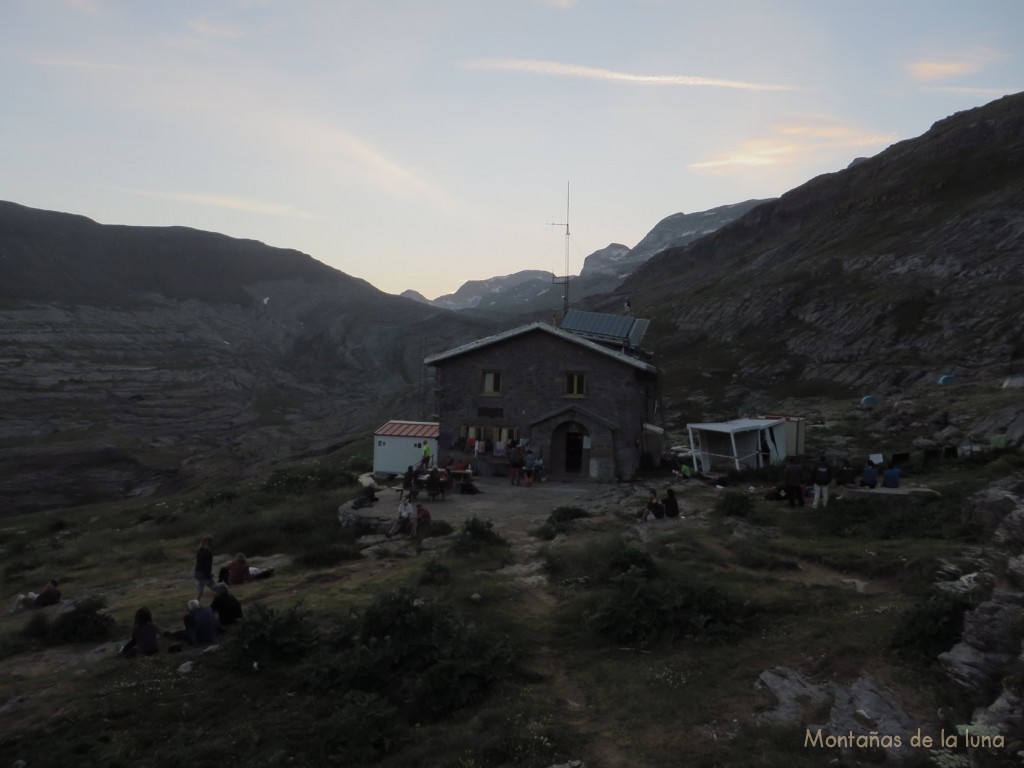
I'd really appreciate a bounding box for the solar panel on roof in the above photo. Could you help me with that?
[562,309,648,346]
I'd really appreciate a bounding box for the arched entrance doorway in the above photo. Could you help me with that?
[552,420,590,475]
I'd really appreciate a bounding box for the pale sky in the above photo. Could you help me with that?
[2,1,1021,299]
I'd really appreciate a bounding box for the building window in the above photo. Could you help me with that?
[482,370,502,395]
[564,371,586,397]
[478,406,504,419]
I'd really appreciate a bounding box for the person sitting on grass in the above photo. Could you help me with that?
[165,600,217,647]
[12,579,61,612]
[411,503,432,538]
[883,463,902,488]
[860,460,879,489]
[638,490,664,522]
[663,488,680,518]
[119,607,160,658]
[210,583,243,628]
[388,493,415,538]
[224,553,252,585]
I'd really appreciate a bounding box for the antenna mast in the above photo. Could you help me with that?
[548,181,570,319]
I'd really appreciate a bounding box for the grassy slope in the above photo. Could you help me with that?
[1,450,1022,768]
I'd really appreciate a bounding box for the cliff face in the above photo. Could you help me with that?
[616,93,1024,403]
[0,204,495,513]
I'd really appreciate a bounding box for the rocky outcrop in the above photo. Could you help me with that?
[938,588,1024,699]
[757,666,916,762]
[960,473,1024,545]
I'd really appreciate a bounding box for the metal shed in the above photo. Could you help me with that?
[686,417,787,474]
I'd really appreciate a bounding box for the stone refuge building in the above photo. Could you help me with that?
[424,312,660,482]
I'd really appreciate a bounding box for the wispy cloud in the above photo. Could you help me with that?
[186,17,246,42]
[113,188,316,219]
[63,0,100,13]
[30,57,128,71]
[921,85,1019,97]
[905,48,1005,82]
[690,117,897,172]
[462,58,800,91]
[907,59,982,81]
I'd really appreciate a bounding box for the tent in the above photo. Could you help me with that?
[860,395,878,406]
[937,374,956,385]
[1002,374,1024,389]
[686,418,787,475]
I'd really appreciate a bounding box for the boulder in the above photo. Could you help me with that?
[757,666,915,761]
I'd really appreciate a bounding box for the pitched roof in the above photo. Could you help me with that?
[424,322,656,373]
[687,418,784,434]
[374,420,439,438]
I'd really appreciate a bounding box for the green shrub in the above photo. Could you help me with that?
[451,517,509,554]
[305,589,517,723]
[235,602,315,668]
[261,465,356,495]
[424,519,454,537]
[323,690,402,763]
[714,491,754,518]
[47,596,115,644]
[296,542,363,568]
[890,591,976,662]
[585,572,756,648]
[21,612,50,641]
[532,506,590,541]
[419,561,452,585]
[544,537,657,585]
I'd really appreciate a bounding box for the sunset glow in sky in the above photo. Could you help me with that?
[2,1,1022,298]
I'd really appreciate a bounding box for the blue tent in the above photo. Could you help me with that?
[860,395,878,406]
[938,374,956,385]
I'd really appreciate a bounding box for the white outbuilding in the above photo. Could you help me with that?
[372,420,438,475]
[686,417,791,475]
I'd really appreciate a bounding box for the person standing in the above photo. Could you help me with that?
[509,443,523,486]
[783,458,805,508]
[194,537,215,601]
[419,441,433,471]
[812,456,832,509]
[523,450,537,487]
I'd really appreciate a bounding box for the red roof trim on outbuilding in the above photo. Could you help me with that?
[374,420,439,438]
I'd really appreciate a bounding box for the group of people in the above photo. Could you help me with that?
[508,444,543,487]
[780,456,903,508]
[638,488,680,522]
[387,493,432,538]
[118,536,246,658]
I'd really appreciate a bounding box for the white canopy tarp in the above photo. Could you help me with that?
[686,418,787,474]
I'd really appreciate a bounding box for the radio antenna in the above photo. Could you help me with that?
[547,181,570,319]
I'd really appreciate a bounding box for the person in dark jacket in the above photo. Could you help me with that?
[836,459,856,486]
[194,537,215,600]
[210,583,243,627]
[782,459,805,508]
[860,460,879,488]
[120,607,159,658]
[663,488,680,518]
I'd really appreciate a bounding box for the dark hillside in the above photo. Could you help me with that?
[0,201,367,307]
[0,204,496,513]
[614,92,1024,421]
